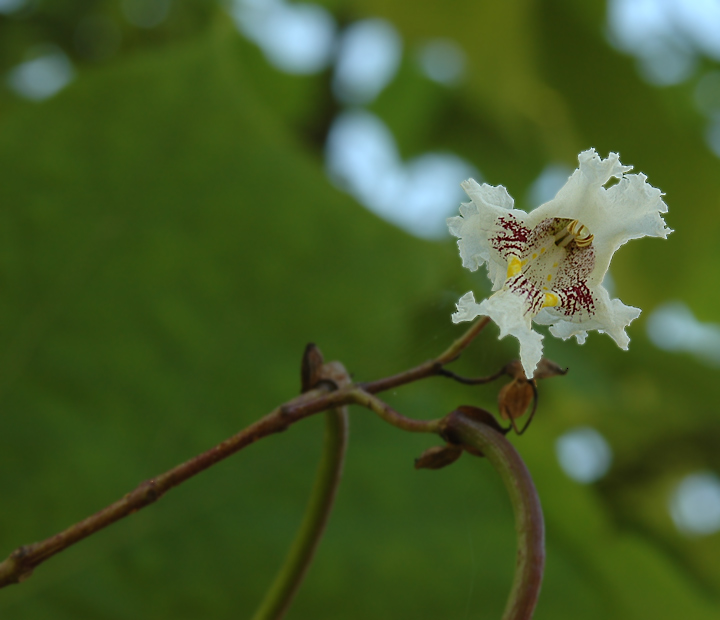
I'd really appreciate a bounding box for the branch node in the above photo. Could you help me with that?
[138,479,160,503]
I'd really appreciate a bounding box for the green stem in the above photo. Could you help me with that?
[443,411,545,620]
[349,388,442,434]
[251,407,349,620]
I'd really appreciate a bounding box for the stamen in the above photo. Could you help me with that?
[575,233,594,248]
[554,219,593,249]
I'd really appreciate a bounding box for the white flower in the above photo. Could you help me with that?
[448,149,671,378]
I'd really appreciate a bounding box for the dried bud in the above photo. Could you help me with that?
[495,357,566,434]
[414,444,463,470]
[498,378,534,420]
[300,343,324,392]
[454,405,507,435]
[533,358,568,380]
[504,358,567,381]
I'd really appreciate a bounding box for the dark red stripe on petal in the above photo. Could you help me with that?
[556,282,596,319]
[490,215,531,260]
[507,273,545,316]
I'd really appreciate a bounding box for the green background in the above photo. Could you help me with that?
[1,1,719,618]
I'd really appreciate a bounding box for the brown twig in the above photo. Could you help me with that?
[437,365,508,385]
[348,388,442,434]
[0,386,334,587]
[359,316,491,394]
[0,317,492,588]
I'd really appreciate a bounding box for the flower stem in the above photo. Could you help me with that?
[348,388,442,434]
[251,407,349,620]
[359,317,490,394]
[443,410,545,620]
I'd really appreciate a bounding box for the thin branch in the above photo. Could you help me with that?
[436,316,492,364]
[0,385,330,588]
[348,388,442,434]
[0,317,491,588]
[359,317,491,394]
[437,365,507,385]
[251,407,349,620]
[442,410,545,620]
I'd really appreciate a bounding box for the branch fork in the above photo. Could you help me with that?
[0,317,552,620]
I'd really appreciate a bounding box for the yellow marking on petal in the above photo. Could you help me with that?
[507,256,522,278]
[542,293,560,308]
[540,247,546,254]
[532,253,537,259]
[547,274,552,282]
[553,262,558,268]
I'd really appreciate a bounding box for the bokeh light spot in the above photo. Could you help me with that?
[705,112,720,158]
[527,164,572,208]
[231,0,336,75]
[332,18,402,104]
[606,0,705,86]
[416,39,466,86]
[555,426,612,484]
[325,109,477,239]
[670,472,720,536]
[646,301,720,366]
[0,0,26,14]
[7,48,75,101]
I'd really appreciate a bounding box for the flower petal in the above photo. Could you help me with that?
[526,149,671,287]
[451,291,484,323]
[452,289,544,377]
[535,285,640,348]
[462,179,515,211]
[447,179,529,290]
[526,149,631,226]
[478,290,545,379]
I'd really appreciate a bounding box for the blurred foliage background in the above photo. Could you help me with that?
[1,0,719,618]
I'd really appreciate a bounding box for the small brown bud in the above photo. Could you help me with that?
[498,378,534,420]
[300,343,324,392]
[494,357,565,434]
[533,358,568,380]
[504,358,567,382]
[414,444,463,470]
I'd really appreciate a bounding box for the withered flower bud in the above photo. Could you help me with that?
[300,343,324,392]
[414,444,463,470]
[498,378,534,420]
[532,358,568,380]
[499,357,566,427]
